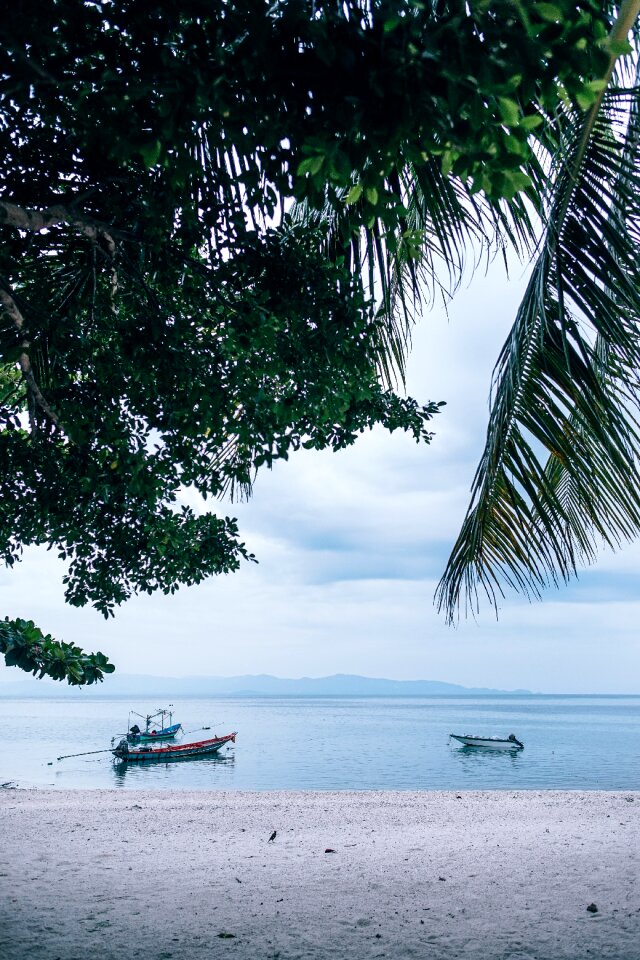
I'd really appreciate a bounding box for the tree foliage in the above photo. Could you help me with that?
[0,1,616,679]
[0,617,115,684]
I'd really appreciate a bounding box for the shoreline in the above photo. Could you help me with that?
[1,789,639,959]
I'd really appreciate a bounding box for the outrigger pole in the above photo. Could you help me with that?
[57,748,114,761]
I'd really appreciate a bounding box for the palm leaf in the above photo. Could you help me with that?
[437,14,640,622]
[540,61,640,557]
[291,154,540,390]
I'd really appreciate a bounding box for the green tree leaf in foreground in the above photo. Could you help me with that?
[0,1,618,679]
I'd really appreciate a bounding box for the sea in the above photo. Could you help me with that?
[1,695,638,791]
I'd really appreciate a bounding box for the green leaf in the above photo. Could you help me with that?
[498,98,521,127]
[139,139,162,169]
[383,17,402,33]
[534,3,564,22]
[520,114,544,131]
[345,183,363,204]
[441,150,456,176]
[297,155,325,176]
[575,88,597,111]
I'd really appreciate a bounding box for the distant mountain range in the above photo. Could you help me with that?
[0,672,532,697]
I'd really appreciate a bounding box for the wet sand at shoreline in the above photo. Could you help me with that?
[1,789,638,959]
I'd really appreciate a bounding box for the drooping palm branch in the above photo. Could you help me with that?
[291,156,541,391]
[437,1,640,621]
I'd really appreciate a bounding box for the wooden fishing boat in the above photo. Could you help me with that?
[127,708,182,743]
[112,732,237,763]
[131,722,182,743]
[450,733,524,749]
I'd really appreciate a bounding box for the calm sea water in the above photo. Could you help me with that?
[0,695,638,791]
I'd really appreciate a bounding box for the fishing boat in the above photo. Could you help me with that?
[112,732,237,763]
[450,733,524,749]
[131,722,182,743]
[126,707,182,743]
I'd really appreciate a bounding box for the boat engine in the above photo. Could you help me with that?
[114,738,129,757]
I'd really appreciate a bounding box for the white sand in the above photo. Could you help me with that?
[1,789,638,959]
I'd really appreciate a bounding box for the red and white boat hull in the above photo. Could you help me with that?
[113,732,237,762]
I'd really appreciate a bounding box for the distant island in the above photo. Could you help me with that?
[0,672,532,697]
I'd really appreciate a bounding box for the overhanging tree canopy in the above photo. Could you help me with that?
[0,0,620,681]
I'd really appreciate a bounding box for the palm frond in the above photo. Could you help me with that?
[291,155,540,390]
[539,60,640,560]
[437,44,640,622]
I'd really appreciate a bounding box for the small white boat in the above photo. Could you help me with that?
[450,733,524,749]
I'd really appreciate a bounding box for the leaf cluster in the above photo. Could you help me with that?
[0,616,114,684]
[1,1,611,222]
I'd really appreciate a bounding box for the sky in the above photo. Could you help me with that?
[2,256,640,694]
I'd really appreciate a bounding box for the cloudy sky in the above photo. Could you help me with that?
[2,256,639,694]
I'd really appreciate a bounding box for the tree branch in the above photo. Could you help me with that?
[0,200,117,256]
[0,285,61,429]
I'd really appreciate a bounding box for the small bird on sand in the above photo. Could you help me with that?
[268,830,277,842]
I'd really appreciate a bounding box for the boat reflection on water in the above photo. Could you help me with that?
[451,742,523,772]
[111,751,235,785]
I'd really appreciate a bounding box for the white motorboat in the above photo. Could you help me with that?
[450,733,524,749]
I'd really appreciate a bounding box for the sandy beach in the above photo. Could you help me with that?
[1,789,638,959]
